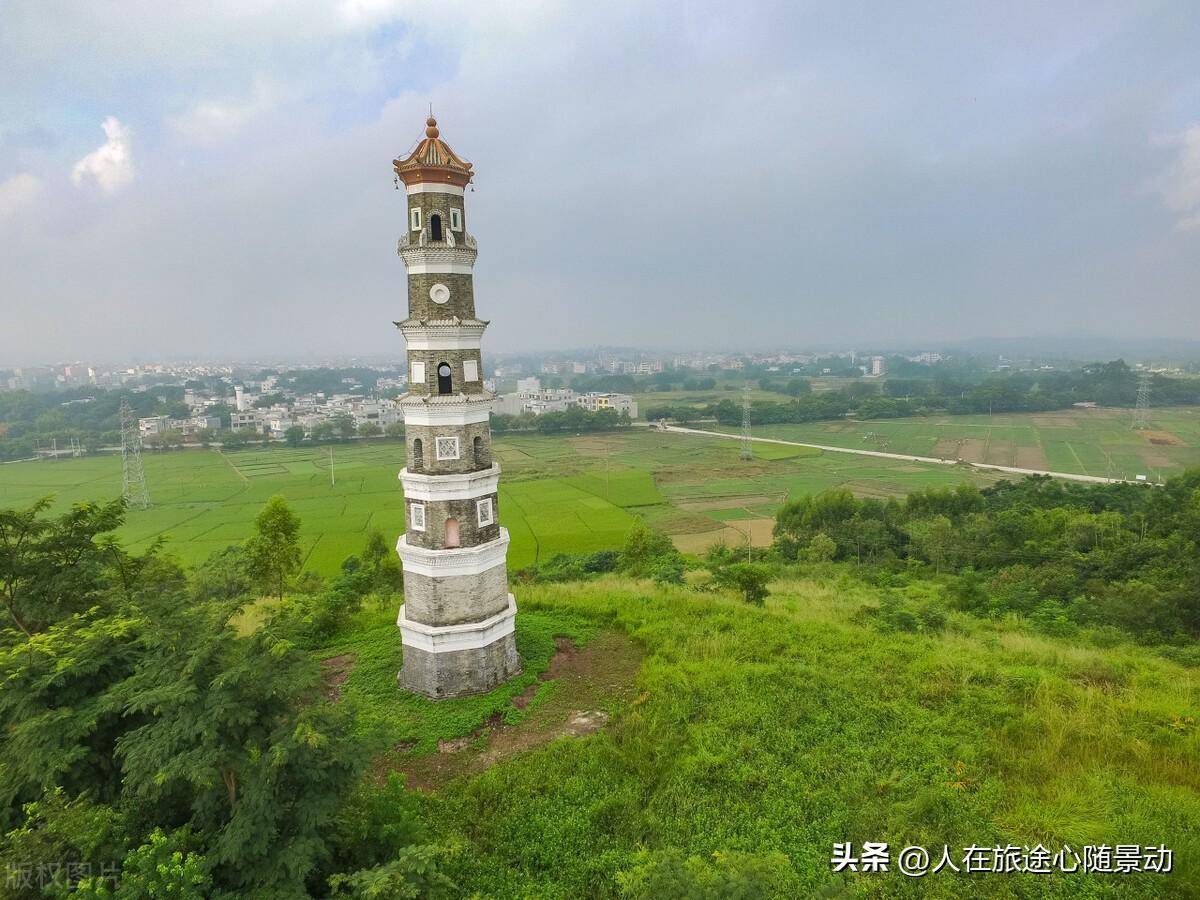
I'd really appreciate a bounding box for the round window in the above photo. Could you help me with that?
[429,283,451,304]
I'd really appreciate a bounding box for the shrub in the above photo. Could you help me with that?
[713,563,772,605]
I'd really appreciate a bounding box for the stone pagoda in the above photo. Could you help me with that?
[392,116,520,699]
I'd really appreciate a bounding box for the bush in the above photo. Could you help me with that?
[713,562,772,605]
[874,592,948,634]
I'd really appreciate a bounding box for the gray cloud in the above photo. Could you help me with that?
[0,1,1198,364]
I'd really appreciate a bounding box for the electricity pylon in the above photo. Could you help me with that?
[1132,371,1152,431]
[120,400,151,509]
[740,381,753,461]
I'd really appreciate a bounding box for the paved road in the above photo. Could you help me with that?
[653,424,1144,486]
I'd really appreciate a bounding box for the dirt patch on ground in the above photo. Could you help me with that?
[984,440,1017,466]
[957,438,988,463]
[320,654,356,703]
[676,494,783,512]
[388,632,643,792]
[567,436,626,457]
[670,518,775,554]
[1015,446,1049,470]
[1142,430,1182,447]
[932,438,962,459]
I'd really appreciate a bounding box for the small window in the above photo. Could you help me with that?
[435,436,459,460]
[410,502,426,531]
[445,518,460,548]
[473,435,485,466]
[410,360,426,386]
[450,208,462,231]
[410,207,422,230]
[437,362,452,395]
[463,359,479,382]
[429,214,443,241]
[412,438,423,470]
[477,497,494,527]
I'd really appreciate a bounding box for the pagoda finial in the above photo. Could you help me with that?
[426,115,439,139]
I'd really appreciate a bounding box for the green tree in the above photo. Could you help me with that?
[284,425,307,447]
[618,521,679,578]
[244,496,302,600]
[714,562,772,605]
[109,606,364,895]
[0,497,125,635]
[358,422,383,438]
[75,828,210,899]
[804,532,838,562]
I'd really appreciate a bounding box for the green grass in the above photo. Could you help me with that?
[321,572,1199,896]
[5,407,1183,575]
[0,433,1006,573]
[318,598,600,754]
[709,406,1200,479]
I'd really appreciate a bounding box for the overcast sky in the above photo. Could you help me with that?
[1,1,1198,364]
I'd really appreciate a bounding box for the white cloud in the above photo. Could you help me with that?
[71,117,134,194]
[1156,125,1200,231]
[170,80,278,145]
[0,173,43,221]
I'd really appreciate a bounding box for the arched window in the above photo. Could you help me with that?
[429,214,443,241]
[437,362,452,395]
[473,435,484,466]
[412,438,423,471]
[445,518,460,548]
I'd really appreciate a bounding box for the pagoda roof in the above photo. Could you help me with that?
[393,116,473,188]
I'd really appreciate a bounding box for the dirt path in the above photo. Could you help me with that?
[387,631,643,792]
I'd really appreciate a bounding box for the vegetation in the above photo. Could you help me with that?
[638,360,1200,428]
[1,455,1198,896]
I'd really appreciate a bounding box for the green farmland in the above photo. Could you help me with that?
[0,428,1012,574]
[715,406,1200,480]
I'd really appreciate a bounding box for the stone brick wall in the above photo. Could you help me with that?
[398,631,520,699]
[402,560,509,627]
[405,421,492,474]
[405,348,485,397]
[407,191,466,240]
[407,272,475,320]
[406,492,500,550]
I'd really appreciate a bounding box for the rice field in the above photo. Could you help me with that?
[714,406,1200,481]
[8,409,1169,573]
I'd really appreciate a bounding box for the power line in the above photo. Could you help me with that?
[120,400,151,509]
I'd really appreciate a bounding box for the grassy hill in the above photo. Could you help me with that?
[321,571,1199,897]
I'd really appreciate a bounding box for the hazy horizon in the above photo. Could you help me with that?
[2,2,1198,365]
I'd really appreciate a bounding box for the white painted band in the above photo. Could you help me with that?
[404,261,475,275]
[399,464,500,500]
[398,595,516,652]
[396,527,510,577]
[406,183,465,196]
[401,401,492,426]
[402,333,484,351]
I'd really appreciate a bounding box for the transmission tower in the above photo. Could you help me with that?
[740,381,753,461]
[119,400,151,509]
[1132,371,1152,431]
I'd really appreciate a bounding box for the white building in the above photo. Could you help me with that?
[230,410,263,433]
[575,392,638,418]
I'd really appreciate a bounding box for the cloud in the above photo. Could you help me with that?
[0,173,43,221]
[1156,125,1200,231]
[71,117,134,194]
[170,81,277,145]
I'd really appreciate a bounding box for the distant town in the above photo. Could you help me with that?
[2,345,1197,462]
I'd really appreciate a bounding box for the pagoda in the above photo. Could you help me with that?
[392,116,520,698]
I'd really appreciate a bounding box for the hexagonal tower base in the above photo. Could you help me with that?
[397,596,521,700]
